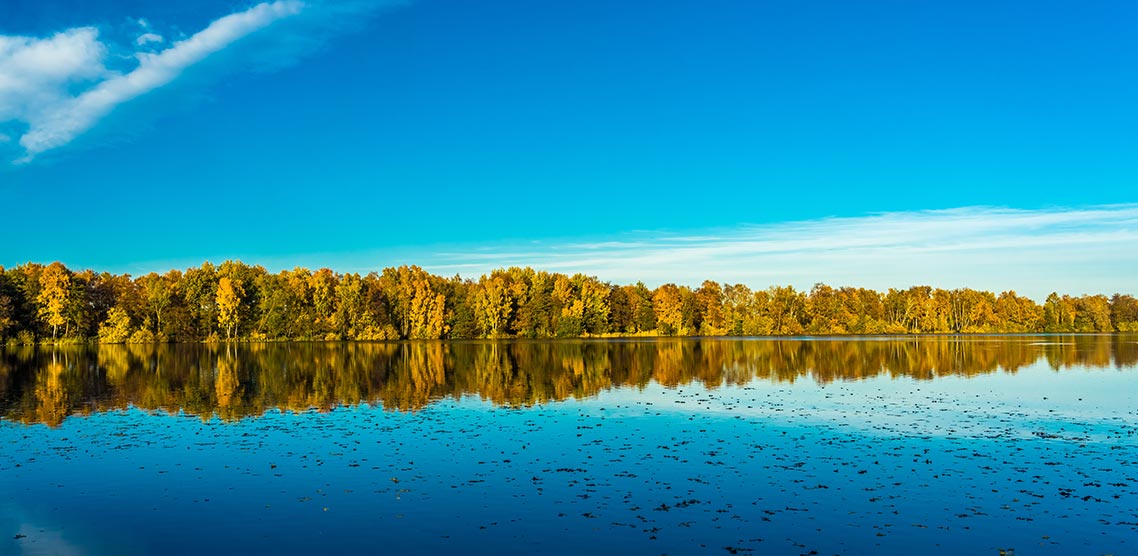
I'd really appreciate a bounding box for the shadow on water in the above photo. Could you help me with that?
[1,335,1135,426]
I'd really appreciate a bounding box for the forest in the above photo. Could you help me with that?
[0,260,1136,344]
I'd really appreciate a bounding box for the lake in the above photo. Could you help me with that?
[2,336,1136,555]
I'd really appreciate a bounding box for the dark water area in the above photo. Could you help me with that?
[1,336,1136,555]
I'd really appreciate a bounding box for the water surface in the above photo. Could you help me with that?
[2,336,1136,555]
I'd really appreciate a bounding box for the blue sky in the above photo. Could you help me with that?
[1,0,1136,298]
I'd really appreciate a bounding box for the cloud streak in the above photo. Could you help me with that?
[420,205,1138,300]
[0,1,305,163]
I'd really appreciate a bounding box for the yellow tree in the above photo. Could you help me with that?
[653,284,685,335]
[766,285,805,335]
[1076,294,1113,332]
[217,277,244,340]
[380,265,426,338]
[37,261,71,341]
[807,283,844,334]
[696,280,726,335]
[35,353,69,426]
[722,283,752,335]
[552,274,585,337]
[409,275,448,339]
[575,274,611,334]
[379,265,451,339]
[98,306,133,343]
[1111,294,1138,331]
[308,268,338,334]
[473,274,512,338]
[215,350,242,416]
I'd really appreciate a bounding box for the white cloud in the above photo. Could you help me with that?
[418,205,1138,300]
[0,1,305,163]
[0,0,405,163]
[0,27,109,122]
[136,32,164,46]
[6,1,307,162]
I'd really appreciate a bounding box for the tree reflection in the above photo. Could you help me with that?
[0,335,1135,426]
[215,347,242,419]
[33,351,69,427]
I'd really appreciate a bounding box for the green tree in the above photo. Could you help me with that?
[139,272,172,336]
[0,293,14,340]
[182,263,219,339]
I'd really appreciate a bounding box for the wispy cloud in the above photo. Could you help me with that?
[0,0,400,163]
[0,1,304,163]
[94,205,1137,301]
[418,205,1138,300]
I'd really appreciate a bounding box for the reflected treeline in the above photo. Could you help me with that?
[1,336,1135,427]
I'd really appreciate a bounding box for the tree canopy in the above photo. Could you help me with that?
[0,261,1134,344]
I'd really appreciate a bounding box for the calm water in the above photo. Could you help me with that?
[1,337,1136,555]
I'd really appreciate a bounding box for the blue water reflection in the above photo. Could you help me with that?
[1,337,1136,555]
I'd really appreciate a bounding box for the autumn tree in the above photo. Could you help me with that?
[98,306,133,344]
[0,295,13,340]
[552,274,584,337]
[695,280,725,336]
[653,284,685,335]
[1075,295,1112,332]
[632,282,657,333]
[574,274,610,335]
[994,291,1041,332]
[722,283,754,336]
[139,272,172,336]
[217,277,244,340]
[0,257,1134,342]
[473,272,513,338]
[766,285,805,335]
[379,266,449,339]
[447,276,480,339]
[36,262,72,341]
[0,269,15,340]
[1042,293,1077,332]
[182,263,219,339]
[255,271,293,340]
[807,283,847,335]
[409,275,448,339]
[515,270,555,338]
[1112,294,1138,331]
[607,285,633,333]
[308,268,338,336]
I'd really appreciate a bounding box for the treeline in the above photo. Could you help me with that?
[1,260,1136,344]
